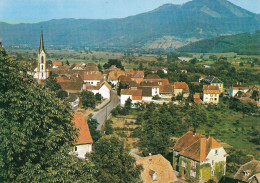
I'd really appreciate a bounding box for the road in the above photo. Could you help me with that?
[93,90,119,130]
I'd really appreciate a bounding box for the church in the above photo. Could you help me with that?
[33,30,50,81]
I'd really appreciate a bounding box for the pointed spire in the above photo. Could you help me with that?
[38,27,45,54]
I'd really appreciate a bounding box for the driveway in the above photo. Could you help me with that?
[93,90,119,130]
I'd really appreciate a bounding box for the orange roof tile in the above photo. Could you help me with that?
[146,74,161,80]
[203,85,220,94]
[72,113,93,145]
[53,61,63,66]
[121,89,142,97]
[131,70,145,78]
[136,154,178,183]
[108,70,125,80]
[173,131,222,162]
[161,79,170,86]
[83,71,103,81]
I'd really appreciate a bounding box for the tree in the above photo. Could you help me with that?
[43,76,61,92]
[0,48,97,182]
[88,118,102,142]
[124,98,132,111]
[103,59,124,70]
[187,104,208,130]
[138,63,144,70]
[86,136,142,183]
[66,60,70,66]
[57,90,68,99]
[98,64,103,72]
[104,120,114,135]
[95,93,102,102]
[81,90,96,108]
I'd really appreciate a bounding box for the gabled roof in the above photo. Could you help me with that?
[234,160,260,182]
[59,81,82,92]
[83,71,103,81]
[140,81,159,87]
[159,85,173,94]
[173,131,222,162]
[203,85,220,94]
[131,70,144,78]
[108,70,125,80]
[72,113,93,145]
[202,76,223,84]
[121,89,142,96]
[146,74,161,80]
[139,87,152,97]
[232,83,249,88]
[136,154,178,183]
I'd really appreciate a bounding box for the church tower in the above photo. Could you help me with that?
[37,30,49,80]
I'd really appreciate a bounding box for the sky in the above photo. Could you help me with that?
[0,0,259,23]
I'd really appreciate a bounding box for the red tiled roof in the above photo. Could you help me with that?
[121,89,142,97]
[136,154,178,183]
[173,131,222,162]
[146,74,161,80]
[161,79,170,86]
[174,82,189,90]
[84,71,103,81]
[159,85,173,93]
[203,85,220,94]
[72,113,93,145]
[140,81,159,87]
[53,61,63,66]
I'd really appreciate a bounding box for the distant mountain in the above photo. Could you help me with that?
[177,31,260,55]
[0,0,259,49]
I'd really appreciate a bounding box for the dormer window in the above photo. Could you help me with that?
[244,171,249,177]
[152,172,157,181]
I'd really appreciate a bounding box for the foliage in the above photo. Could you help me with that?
[95,93,102,102]
[104,120,114,135]
[43,76,61,92]
[0,48,97,182]
[103,59,124,70]
[57,90,68,99]
[86,136,142,183]
[80,90,96,108]
[214,161,225,181]
[124,98,132,111]
[88,118,102,142]
[187,104,208,130]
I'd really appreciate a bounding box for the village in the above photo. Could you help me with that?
[20,31,260,183]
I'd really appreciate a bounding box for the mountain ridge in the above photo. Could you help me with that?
[0,0,259,49]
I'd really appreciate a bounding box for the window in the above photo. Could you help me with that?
[211,170,214,176]
[215,149,218,155]
[42,65,44,70]
[41,56,44,64]
[75,146,77,151]
[152,172,157,181]
[212,160,214,165]
[191,161,196,168]
[182,161,186,168]
[190,170,196,177]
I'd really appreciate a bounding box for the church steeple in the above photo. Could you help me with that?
[38,29,45,54]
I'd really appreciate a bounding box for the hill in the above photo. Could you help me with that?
[177,31,260,55]
[0,0,259,49]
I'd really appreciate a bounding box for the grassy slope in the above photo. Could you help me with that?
[178,31,260,55]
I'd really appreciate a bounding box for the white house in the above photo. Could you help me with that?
[72,113,93,159]
[84,81,111,100]
[83,71,103,86]
[203,85,220,104]
[120,89,142,107]
[173,131,227,182]
[229,83,250,97]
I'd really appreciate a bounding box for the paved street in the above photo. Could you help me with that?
[93,90,119,130]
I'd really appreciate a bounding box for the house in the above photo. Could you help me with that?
[200,76,224,93]
[108,70,125,86]
[130,70,144,84]
[173,82,189,98]
[120,89,142,106]
[229,83,250,97]
[72,63,85,70]
[52,61,63,68]
[140,81,160,96]
[140,87,153,102]
[136,154,178,183]
[173,131,227,182]
[85,63,98,72]
[145,74,161,82]
[159,85,173,99]
[72,113,93,159]
[203,85,220,104]
[58,80,83,94]
[68,93,80,111]
[234,160,260,183]
[193,93,202,104]
[83,71,103,86]
[84,81,111,100]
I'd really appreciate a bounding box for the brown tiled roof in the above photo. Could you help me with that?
[59,81,82,92]
[121,80,139,88]
[159,85,173,93]
[56,76,70,83]
[234,160,260,182]
[84,85,101,90]
[119,75,132,82]
[84,71,103,81]
[131,70,144,78]
[140,81,159,87]
[203,85,220,94]
[53,61,63,66]
[108,70,125,80]
[136,154,178,183]
[72,113,93,145]
[146,74,161,80]
[173,131,222,162]
[139,87,152,97]
[121,89,142,97]
[161,79,170,86]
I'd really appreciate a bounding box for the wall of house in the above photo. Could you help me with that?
[99,85,110,99]
[152,87,159,96]
[203,94,219,104]
[159,93,172,99]
[120,94,131,106]
[142,96,152,102]
[75,143,92,159]
[83,80,100,86]
[174,89,183,96]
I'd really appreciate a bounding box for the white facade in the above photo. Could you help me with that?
[84,80,101,86]
[174,89,183,96]
[201,147,227,176]
[203,93,219,104]
[152,87,160,96]
[110,80,118,87]
[142,96,153,102]
[99,84,110,100]
[74,143,92,159]
[229,87,249,97]
[121,94,131,106]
